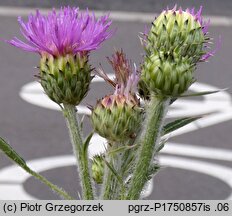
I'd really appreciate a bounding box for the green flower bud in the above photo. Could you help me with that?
[139,7,215,98]
[141,53,196,97]
[146,8,206,63]
[40,54,93,105]
[91,155,105,184]
[91,94,143,142]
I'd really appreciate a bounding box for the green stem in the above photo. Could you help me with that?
[102,159,117,199]
[120,141,138,177]
[30,170,74,200]
[101,143,123,200]
[63,104,94,200]
[127,96,169,199]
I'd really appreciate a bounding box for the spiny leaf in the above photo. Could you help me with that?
[179,89,226,98]
[163,116,202,135]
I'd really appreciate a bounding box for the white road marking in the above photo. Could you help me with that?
[1,3,231,199]
[3,73,231,199]
[1,154,232,200]
[163,143,232,162]
[160,156,232,200]
[89,135,232,162]
[19,75,116,115]
[19,79,232,137]
[0,156,76,200]
[0,6,232,26]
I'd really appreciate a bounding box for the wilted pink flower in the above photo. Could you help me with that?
[98,50,139,101]
[7,7,113,57]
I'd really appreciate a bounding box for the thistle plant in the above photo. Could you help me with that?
[0,5,220,200]
[128,5,217,199]
[91,50,143,199]
[6,7,112,200]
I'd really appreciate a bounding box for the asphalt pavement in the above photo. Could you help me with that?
[0,2,232,200]
[0,0,232,16]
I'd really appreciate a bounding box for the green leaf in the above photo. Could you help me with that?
[163,116,202,135]
[0,137,74,199]
[148,164,160,175]
[147,163,163,180]
[83,131,94,156]
[108,144,137,156]
[103,158,124,185]
[0,137,29,171]
[155,138,168,152]
[103,158,127,199]
[179,89,226,98]
[80,114,86,130]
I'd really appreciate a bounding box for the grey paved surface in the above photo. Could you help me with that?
[0,2,232,200]
[0,0,232,16]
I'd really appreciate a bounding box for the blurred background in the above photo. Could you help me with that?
[1,0,232,200]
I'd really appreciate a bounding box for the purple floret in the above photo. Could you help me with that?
[165,5,220,62]
[185,6,210,35]
[7,7,113,57]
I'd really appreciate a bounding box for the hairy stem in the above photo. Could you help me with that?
[101,158,117,199]
[63,104,94,200]
[101,143,124,200]
[127,96,169,199]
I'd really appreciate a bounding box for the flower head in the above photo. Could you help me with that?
[8,7,113,57]
[167,5,210,34]
[168,5,220,61]
[91,50,142,142]
[144,5,218,63]
[139,5,220,98]
[91,154,105,184]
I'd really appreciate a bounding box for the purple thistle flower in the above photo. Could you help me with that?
[7,7,113,57]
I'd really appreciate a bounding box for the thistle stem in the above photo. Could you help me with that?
[101,158,117,200]
[63,104,94,200]
[127,96,170,199]
[101,143,123,200]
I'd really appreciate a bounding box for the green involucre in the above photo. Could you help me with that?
[91,155,105,184]
[147,10,206,63]
[141,53,195,97]
[40,54,93,105]
[91,98,143,142]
